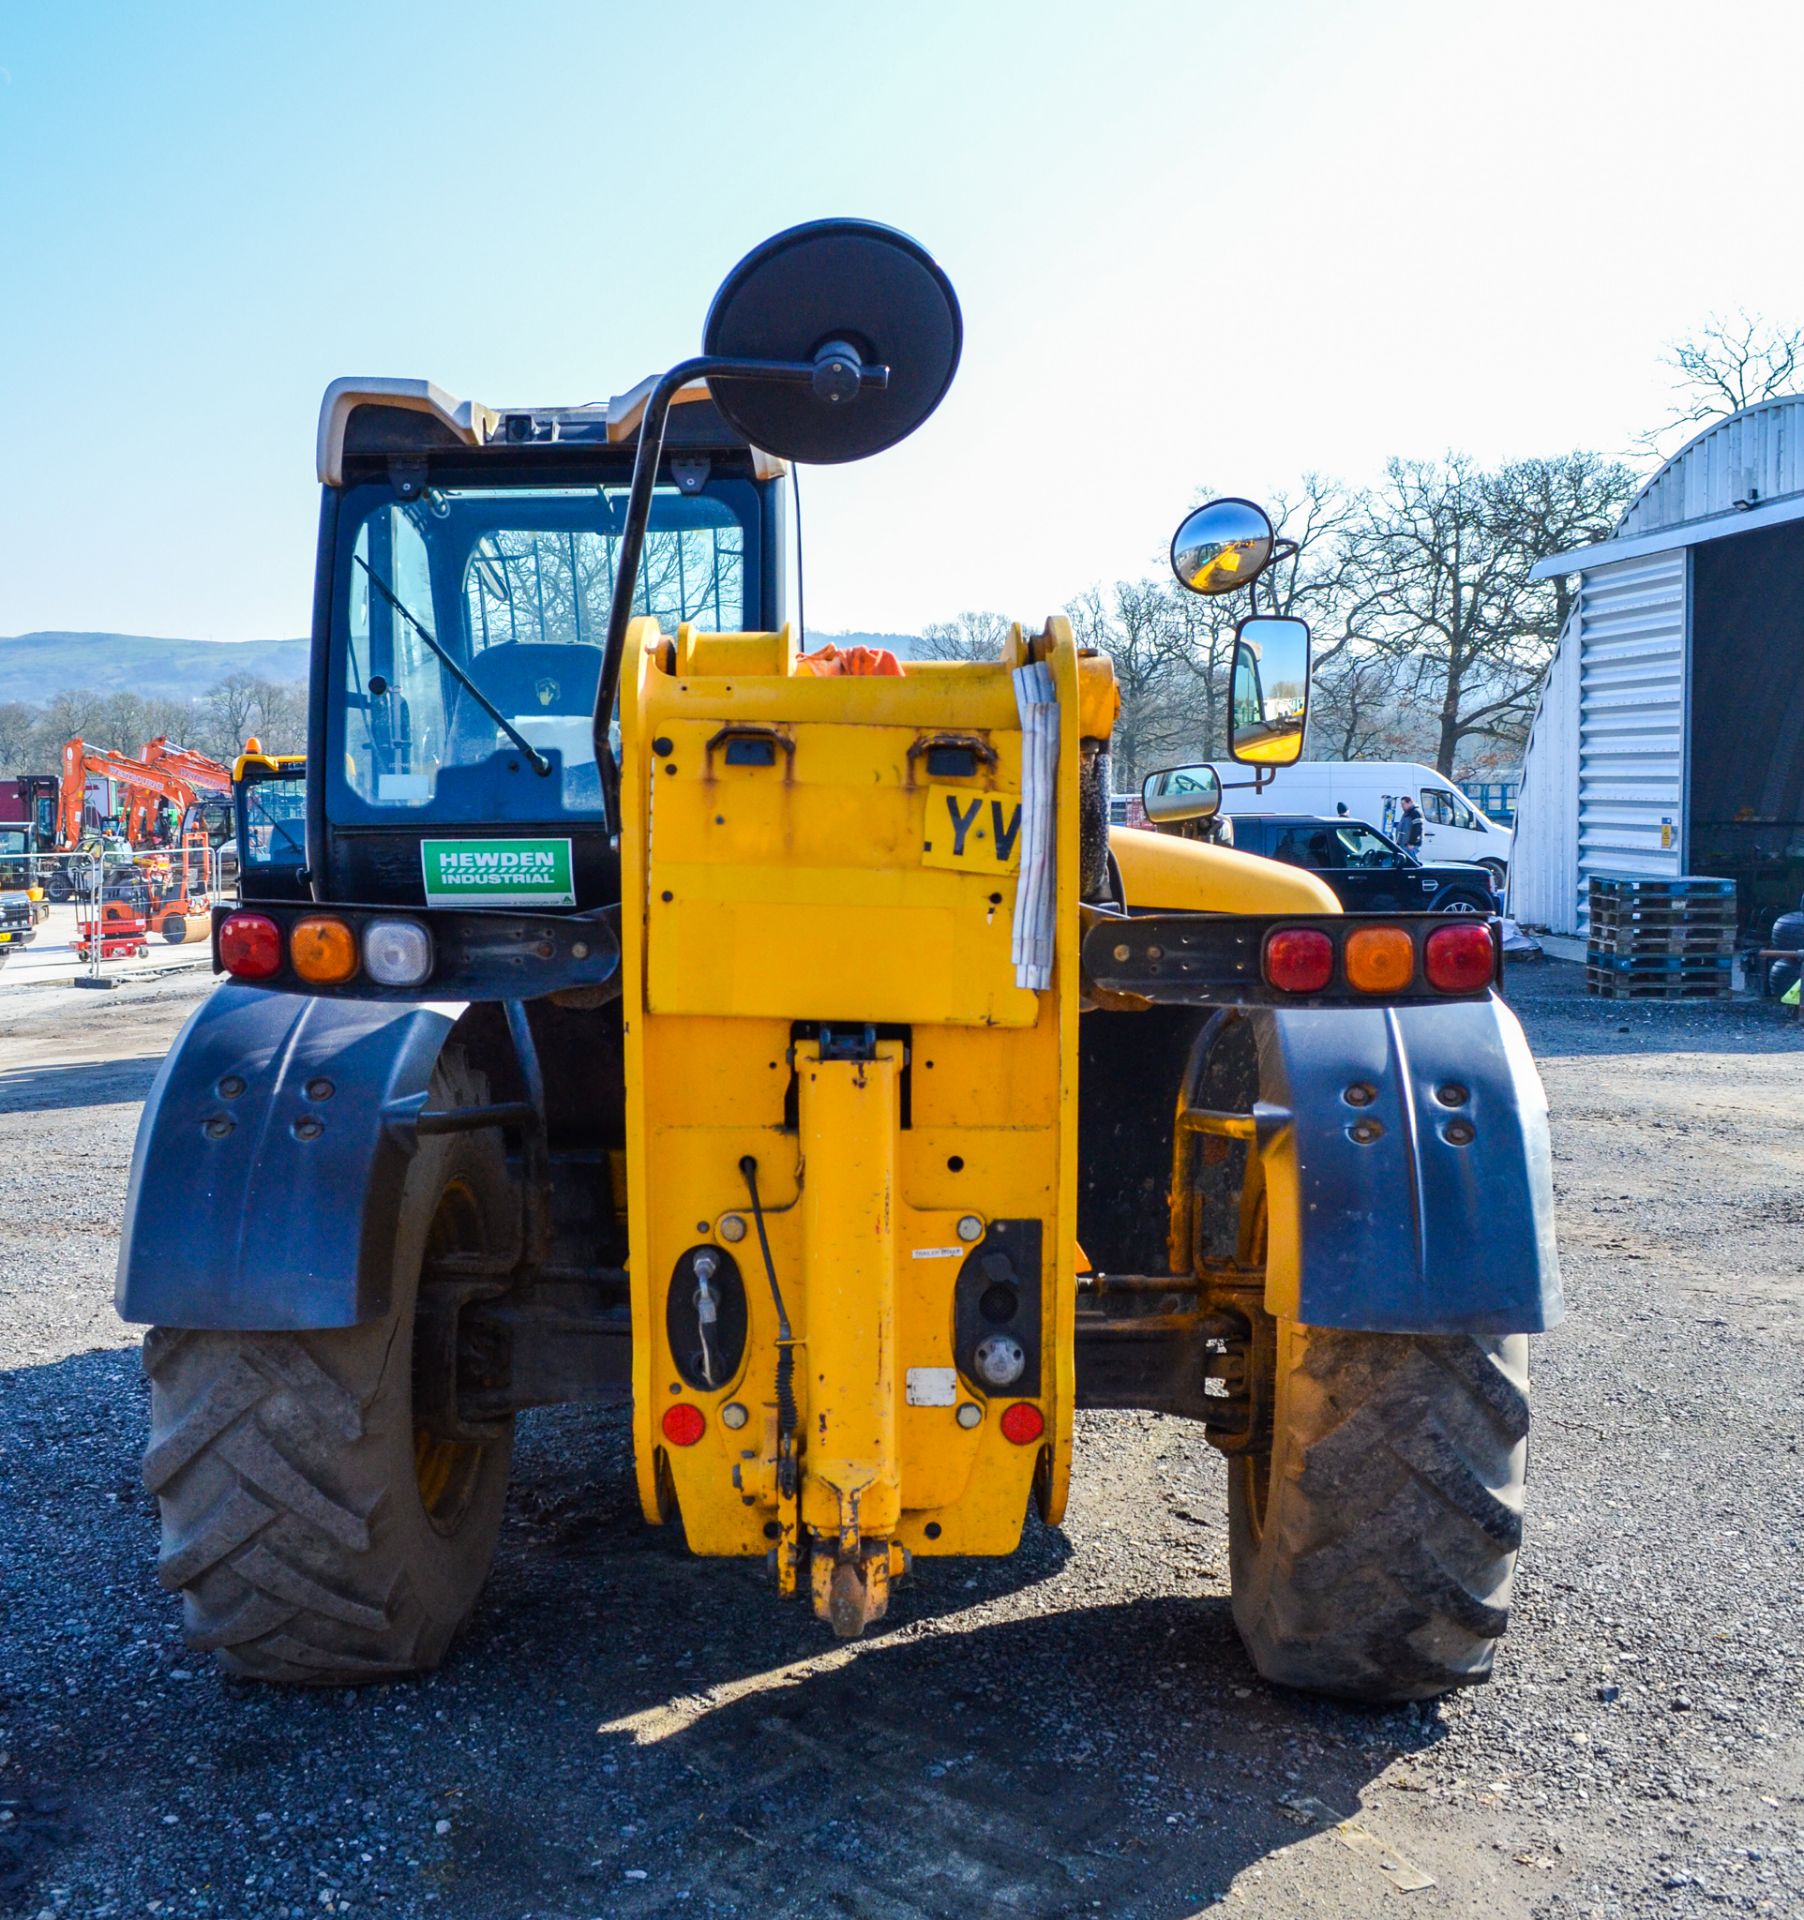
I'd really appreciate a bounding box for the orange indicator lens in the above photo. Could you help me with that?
[289,916,359,985]
[1343,925,1415,995]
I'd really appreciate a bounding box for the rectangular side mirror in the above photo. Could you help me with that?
[1229,616,1311,767]
[1141,763,1222,824]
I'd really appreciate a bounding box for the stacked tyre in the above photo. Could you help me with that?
[1765,908,1804,998]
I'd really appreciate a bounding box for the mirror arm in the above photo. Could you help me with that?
[593,348,889,831]
[1259,539,1298,615]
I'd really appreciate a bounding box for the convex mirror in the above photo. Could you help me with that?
[1170,498,1276,597]
[1142,763,1223,824]
[1229,616,1311,766]
[702,218,962,465]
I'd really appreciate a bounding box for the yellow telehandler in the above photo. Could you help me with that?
[118,221,1558,1701]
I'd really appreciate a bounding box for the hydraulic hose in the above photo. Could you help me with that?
[738,1155,798,1494]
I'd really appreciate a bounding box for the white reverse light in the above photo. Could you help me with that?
[973,1334,1026,1388]
[363,917,433,987]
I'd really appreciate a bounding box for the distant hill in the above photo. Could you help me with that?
[0,627,927,705]
[0,632,309,705]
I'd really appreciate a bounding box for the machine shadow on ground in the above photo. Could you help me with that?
[4,1346,1446,1918]
[0,1056,169,1116]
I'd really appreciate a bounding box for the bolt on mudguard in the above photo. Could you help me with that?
[116,985,465,1330]
[1252,997,1562,1336]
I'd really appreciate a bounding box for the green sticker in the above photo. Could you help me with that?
[421,838,575,908]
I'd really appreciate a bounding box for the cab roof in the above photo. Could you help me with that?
[317,377,787,486]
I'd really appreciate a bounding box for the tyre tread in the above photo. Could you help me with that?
[142,1047,511,1685]
[1231,1328,1530,1702]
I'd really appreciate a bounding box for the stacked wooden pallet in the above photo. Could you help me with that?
[1585,875,1736,1000]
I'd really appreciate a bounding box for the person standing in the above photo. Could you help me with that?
[1395,793,1424,854]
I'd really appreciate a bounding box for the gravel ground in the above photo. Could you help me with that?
[0,961,1800,1919]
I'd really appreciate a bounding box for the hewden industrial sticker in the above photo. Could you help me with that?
[421,838,576,908]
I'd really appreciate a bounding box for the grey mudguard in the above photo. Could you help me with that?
[116,985,462,1330]
[1253,996,1562,1335]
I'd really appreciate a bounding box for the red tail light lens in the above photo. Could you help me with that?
[661,1403,706,1446]
[1425,922,1496,992]
[217,912,282,980]
[1000,1402,1045,1445]
[1264,927,1334,994]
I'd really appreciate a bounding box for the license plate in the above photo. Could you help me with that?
[920,784,1023,876]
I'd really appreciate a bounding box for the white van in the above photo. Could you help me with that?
[1214,761,1514,882]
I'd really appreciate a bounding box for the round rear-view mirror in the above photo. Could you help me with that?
[702,218,962,465]
[1170,498,1275,597]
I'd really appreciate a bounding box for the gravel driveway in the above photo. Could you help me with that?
[0,963,1799,1918]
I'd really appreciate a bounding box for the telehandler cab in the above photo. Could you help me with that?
[119,220,1559,1701]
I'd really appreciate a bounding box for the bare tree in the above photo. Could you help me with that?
[198,673,268,763]
[1351,452,1634,775]
[1261,476,1395,757]
[917,610,1015,664]
[1487,450,1634,633]
[142,695,200,750]
[249,680,309,753]
[1640,312,1804,456]
[95,688,150,755]
[26,688,109,767]
[1155,582,1240,768]
[1072,582,1199,786]
[1308,651,1420,762]
[0,702,37,774]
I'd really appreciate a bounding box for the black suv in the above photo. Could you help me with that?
[1229,814,1498,914]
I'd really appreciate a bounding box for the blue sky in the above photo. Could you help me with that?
[4,0,1804,643]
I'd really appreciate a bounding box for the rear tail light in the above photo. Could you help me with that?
[1425,921,1496,992]
[290,915,359,985]
[1263,927,1334,993]
[1344,925,1415,994]
[662,1403,706,1446]
[363,918,433,987]
[999,1402,1045,1445]
[217,912,281,980]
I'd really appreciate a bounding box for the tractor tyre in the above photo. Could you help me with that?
[1227,1320,1530,1702]
[141,1048,516,1684]
[46,869,72,903]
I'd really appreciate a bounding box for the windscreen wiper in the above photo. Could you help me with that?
[354,555,552,777]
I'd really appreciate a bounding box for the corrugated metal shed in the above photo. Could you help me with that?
[1509,608,1578,928]
[1516,399,1804,935]
[1618,396,1804,538]
[1574,551,1687,910]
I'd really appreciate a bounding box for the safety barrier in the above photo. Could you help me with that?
[0,847,222,987]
